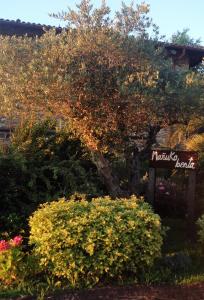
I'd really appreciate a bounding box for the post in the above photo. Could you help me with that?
[147,168,156,206]
[186,170,196,237]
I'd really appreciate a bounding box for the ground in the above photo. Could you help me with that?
[12,283,204,300]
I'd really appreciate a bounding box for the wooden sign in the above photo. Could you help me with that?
[150,150,198,170]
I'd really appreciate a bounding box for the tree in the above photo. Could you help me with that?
[171,28,201,46]
[0,0,203,196]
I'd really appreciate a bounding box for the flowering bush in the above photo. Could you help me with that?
[29,196,163,288]
[0,240,10,251]
[0,235,24,285]
[11,235,23,247]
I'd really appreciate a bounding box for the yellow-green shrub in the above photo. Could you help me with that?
[29,196,162,287]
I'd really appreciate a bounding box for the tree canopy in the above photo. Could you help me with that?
[0,0,203,196]
[171,28,201,46]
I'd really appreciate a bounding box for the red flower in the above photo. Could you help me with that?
[0,240,10,252]
[11,236,23,247]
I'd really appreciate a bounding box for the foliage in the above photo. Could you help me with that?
[0,235,55,299]
[10,119,104,197]
[51,0,152,35]
[171,28,201,46]
[139,218,204,285]
[162,252,192,273]
[0,120,104,236]
[0,236,25,286]
[165,117,204,153]
[139,252,192,284]
[0,0,203,196]
[0,154,28,235]
[197,215,204,246]
[185,128,204,170]
[29,195,163,288]
[2,217,204,297]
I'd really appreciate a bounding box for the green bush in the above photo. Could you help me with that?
[197,215,204,245]
[29,196,163,288]
[0,120,105,236]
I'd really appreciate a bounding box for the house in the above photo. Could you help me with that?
[164,43,204,68]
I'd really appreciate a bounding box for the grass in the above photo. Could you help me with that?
[135,217,204,285]
[0,288,26,299]
[159,217,204,285]
[162,218,193,253]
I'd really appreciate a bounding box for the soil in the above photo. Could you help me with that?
[39,283,204,300]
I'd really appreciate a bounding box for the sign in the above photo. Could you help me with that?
[150,150,198,170]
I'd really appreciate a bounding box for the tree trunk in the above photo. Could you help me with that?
[126,147,141,195]
[91,150,125,197]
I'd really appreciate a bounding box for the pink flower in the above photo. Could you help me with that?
[11,236,23,247]
[0,240,10,252]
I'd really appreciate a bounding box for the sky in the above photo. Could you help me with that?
[1,0,204,43]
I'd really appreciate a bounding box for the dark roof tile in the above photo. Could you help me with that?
[0,18,61,37]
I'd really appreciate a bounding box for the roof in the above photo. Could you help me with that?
[1,18,204,68]
[0,18,62,37]
[164,43,204,67]
[164,42,204,53]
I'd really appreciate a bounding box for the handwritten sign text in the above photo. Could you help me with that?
[150,150,198,170]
